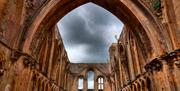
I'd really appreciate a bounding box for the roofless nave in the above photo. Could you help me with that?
[0,0,180,91]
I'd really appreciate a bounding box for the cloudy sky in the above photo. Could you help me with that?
[57,3,124,63]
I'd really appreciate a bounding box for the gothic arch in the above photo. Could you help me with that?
[97,75,104,80]
[97,76,104,90]
[20,0,172,59]
[77,75,84,89]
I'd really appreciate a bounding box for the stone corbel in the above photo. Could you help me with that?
[10,50,22,62]
[173,49,180,67]
[144,49,180,72]
[161,49,180,67]
[11,49,38,68]
[144,58,163,72]
[23,55,37,68]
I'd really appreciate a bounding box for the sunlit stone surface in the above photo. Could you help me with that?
[0,0,179,91]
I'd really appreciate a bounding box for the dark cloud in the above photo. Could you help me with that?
[57,3,124,63]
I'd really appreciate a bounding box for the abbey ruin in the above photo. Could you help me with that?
[0,0,180,91]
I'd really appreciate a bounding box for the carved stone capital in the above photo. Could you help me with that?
[144,58,163,72]
[10,49,38,68]
[23,55,37,68]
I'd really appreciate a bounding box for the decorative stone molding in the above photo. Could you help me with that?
[26,0,35,10]
[160,49,180,67]
[10,49,38,68]
[172,49,180,67]
[144,49,180,72]
[144,58,162,72]
[140,0,163,20]
[23,55,37,68]
[10,50,22,62]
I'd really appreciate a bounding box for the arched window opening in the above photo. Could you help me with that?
[78,77,84,90]
[98,77,104,90]
[88,71,94,89]
[57,2,124,63]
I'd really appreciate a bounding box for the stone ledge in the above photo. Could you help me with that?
[144,48,180,72]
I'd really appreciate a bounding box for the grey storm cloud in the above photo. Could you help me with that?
[57,3,124,63]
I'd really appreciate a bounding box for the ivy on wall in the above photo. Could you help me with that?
[153,0,161,11]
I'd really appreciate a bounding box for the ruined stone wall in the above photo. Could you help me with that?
[0,25,70,91]
[68,63,112,91]
[108,1,180,90]
[0,0,50,48]
[0,0,179,91]
[109,25,180,91]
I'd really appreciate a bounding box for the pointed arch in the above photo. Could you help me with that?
[97,76,104,90]
[78,76,84,90]
[87,70,94,89]
[19,0,172,59]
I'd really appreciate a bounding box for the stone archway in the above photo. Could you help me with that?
[19,0,173,60]
[0,0,180,91]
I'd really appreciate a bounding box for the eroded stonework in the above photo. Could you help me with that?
[68,63,111,91]
[0,0,179,91]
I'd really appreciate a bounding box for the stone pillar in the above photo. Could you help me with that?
[47,30,55,78]
[127,41,135,80]
[58,58,63,86]
[84,77,88,91]
[119,65,123,89]
[133,40,141,75]
[164,0,180,49]
[74,77,78,91]
[47,84,51,91]
[115,73,118,91]
[111,80,115,91]
[44,82,48,91]
[42,39,48,73]
[94,72,98,91]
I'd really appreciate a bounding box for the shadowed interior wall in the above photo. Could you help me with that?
[0,0,179,91]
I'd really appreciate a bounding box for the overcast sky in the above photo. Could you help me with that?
[57,3,123,63]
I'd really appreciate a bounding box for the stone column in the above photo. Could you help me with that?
[115,74,118,91]
[47,30,55,78]
[127,41,135,81]
[42,39,48,73]
[84,77,88,91]
[161,59,176,91]
[58,58,63,86]
[74,77,78,91]
[119,64,123,89]
[133,40,141,75]
[94,71,98,91]
[44,82,48,91]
